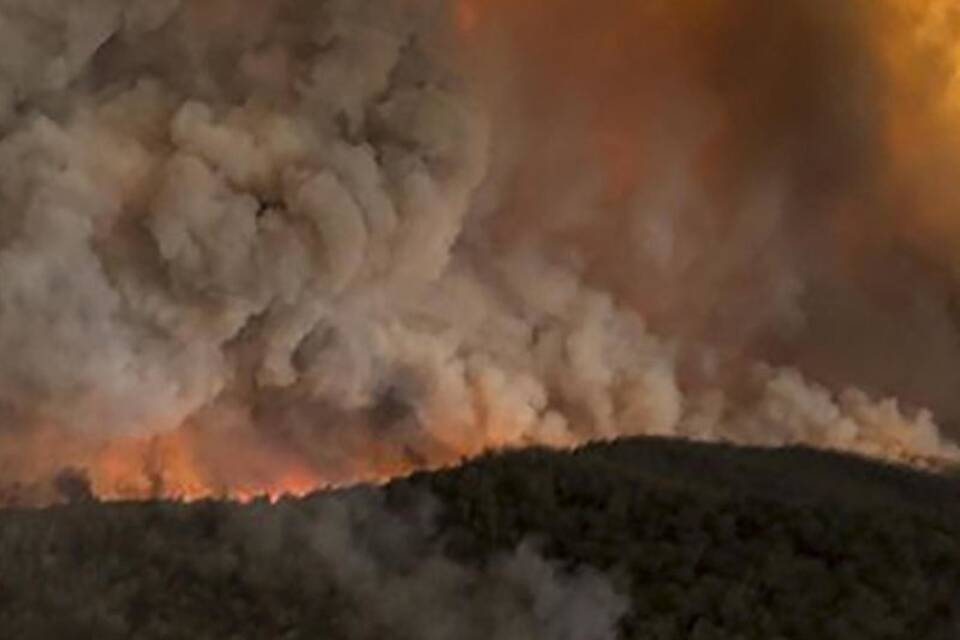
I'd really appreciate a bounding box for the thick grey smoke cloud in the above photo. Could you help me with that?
[0,0,956,498]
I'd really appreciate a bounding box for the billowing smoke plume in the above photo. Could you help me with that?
[0,0,957,501]
[460,0,960,434]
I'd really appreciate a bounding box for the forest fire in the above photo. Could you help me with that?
[0,0,958,507]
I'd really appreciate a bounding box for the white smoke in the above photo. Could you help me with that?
[0,0,955,496]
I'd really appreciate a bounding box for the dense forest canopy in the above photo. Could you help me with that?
[2,438,958,639]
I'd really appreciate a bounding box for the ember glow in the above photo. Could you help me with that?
[0,0,959,505]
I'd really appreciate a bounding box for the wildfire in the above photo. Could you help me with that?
[79,430,355,504]
[91,430,212,501]
[2,0,960,509]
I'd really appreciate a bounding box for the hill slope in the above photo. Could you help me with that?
[1,438,959,639]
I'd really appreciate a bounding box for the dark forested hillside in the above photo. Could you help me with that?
[1,438,959,639]
[411,440,960,639]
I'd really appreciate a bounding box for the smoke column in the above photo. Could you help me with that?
[0,0,957,502]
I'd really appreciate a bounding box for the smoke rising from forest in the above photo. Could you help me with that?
[0,0,958,503]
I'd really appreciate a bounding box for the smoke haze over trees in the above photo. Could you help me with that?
[1,439,958,638]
